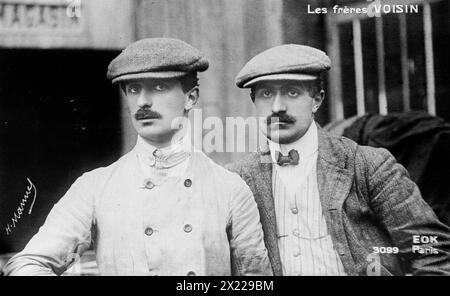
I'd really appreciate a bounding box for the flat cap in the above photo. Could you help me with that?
[235,44,331,88]
[107,38,209,84]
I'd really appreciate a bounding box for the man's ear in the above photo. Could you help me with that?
[185,87,199,111]
[312,90,325,113]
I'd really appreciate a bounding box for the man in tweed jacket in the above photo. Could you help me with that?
[227,44,450,276]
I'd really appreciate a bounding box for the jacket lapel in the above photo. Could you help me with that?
[254,151,283,276]
[316,128,357,275]
[316,128,354,211]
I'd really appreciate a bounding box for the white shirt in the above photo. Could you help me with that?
[269,121,346,276]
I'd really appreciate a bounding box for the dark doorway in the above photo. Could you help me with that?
[0,49,122,253]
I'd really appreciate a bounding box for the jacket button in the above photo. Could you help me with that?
[145,227,154,236]
[184,224,192,233]
[184,179,192,187]
[187,271,196,276]
[144,179,155,189]
[291,208,299,214]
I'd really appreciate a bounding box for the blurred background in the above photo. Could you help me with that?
[0,0,449,260]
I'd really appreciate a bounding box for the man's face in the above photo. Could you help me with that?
[252,80,323,144]
[123,77,197,146]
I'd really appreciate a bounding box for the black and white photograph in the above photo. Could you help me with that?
[0,0,450,283]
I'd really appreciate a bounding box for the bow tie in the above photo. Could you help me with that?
[275,149,299,166]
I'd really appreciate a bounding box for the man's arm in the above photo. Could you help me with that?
[360,146,450,275]
[3,172,96,276]
[226,175,273,276]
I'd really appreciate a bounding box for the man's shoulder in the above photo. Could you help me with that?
[225,153,262,176]
[76,150,134,183]
[319,129,358,153]
[319,128,393,163]
[194,151,252,190]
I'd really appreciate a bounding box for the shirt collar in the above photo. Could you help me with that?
[268,121,318,163]
[134,129,192,168]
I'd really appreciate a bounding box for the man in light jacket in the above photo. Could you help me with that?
[4,38,272,276]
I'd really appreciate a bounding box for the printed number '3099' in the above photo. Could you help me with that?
[373,247,399,254]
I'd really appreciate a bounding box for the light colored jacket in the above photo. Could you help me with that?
[227,127,450,276]
[4,148,272,276]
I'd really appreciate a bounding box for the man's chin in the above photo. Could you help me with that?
[136,125,163,138]
[136,126,178,143]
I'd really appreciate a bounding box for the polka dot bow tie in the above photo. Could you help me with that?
[275,149,299,166]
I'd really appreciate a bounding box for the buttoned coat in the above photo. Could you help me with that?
[4,149,272,276]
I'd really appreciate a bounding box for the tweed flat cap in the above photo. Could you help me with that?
[107,38,209,84]
[235,44,331,88]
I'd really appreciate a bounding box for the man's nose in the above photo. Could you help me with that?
[271,93,286,113]
[136,90,152,108]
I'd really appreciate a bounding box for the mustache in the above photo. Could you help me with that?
[266,112,296,125]
[134,108,162,120]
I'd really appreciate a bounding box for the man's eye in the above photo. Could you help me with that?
[154,84,167,91]
[262,90,272,97]
[127,85,141,94]
[287,90,299,97]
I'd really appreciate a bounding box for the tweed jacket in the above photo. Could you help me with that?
[227,127,450,276]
